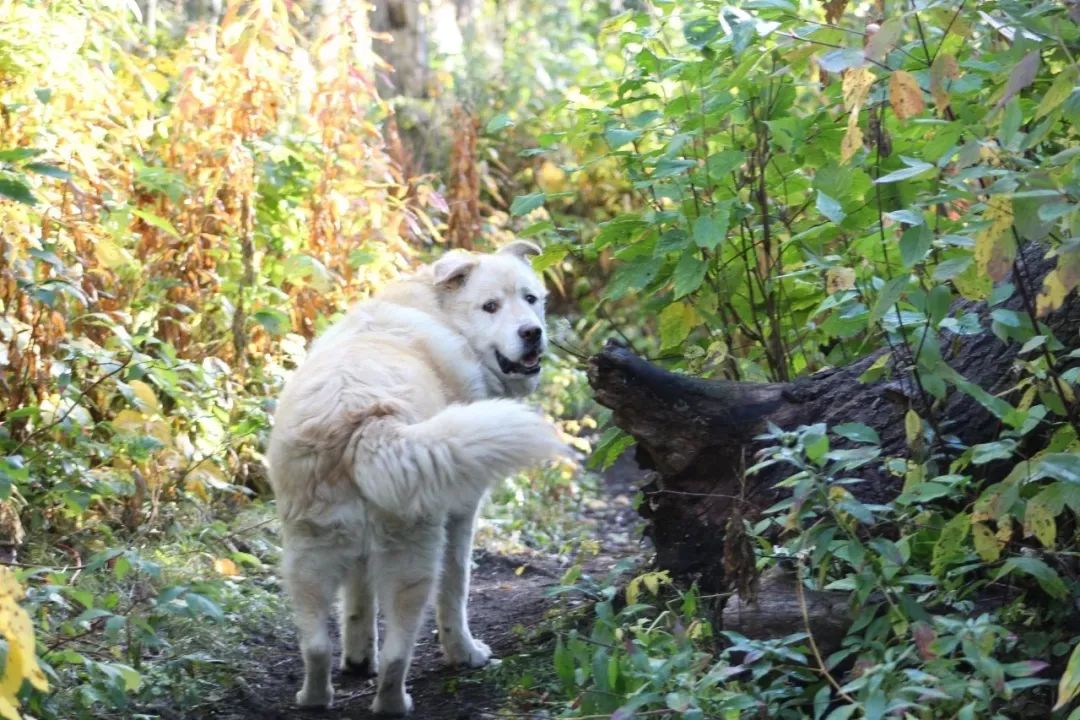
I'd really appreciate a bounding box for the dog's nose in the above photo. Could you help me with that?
[518,325,542,344]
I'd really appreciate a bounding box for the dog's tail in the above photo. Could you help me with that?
[348,399,566,519]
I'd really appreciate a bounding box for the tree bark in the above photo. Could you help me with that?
[587,241,1080,593]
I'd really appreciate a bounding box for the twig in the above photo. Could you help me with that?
[11,354,134,454]
[794,561,857,705]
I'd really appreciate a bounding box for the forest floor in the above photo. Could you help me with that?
[177,455,648,720]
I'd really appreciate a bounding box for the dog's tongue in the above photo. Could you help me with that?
[522,352,540,367]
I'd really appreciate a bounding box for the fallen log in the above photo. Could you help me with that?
[587,241,1079,594]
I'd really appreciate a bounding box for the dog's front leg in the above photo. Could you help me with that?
[436,506,492,667]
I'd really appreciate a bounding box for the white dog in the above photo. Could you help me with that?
[266,241,563,715]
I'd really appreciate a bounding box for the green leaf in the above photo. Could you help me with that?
[1036,454,1080,484]
[931,511,970,576]
[604,127,640,150]
[869,276,908,325]
[0,148,44,163]
[1036,66,1079,120]
[253,308,291,336]
[997,556,1067,599]
[705,150,745,179]
[532,245,568,273]
[510,193,545,216]
[659,301,698,350]
[131,207,180,237]
[817,48,865,73]
[899,224,932,267]
[833,422,880,444]
[115,663,142,692]
[816,191,845,223]
[672,249,707,299]
[485,113,514,134]
[184,592,224,621]
[24,162,71,180]
[875,158,935,184]
[692,207,729,250]
[0,176,37,205]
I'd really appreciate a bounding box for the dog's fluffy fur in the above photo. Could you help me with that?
[267,242,562,715]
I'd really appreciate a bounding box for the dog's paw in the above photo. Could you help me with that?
[372,690,413,716]
[295,683,334,709]
[341,655,378,678]
[444,637,492,668]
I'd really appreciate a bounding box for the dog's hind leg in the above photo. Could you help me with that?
[371,526,441,716]
[341,557,378,676]
[283,545,338,708]
[436,507,491,667]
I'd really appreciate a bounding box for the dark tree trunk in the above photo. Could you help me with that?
[587,242,1080,593]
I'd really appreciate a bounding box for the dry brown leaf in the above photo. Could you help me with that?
[930,53,960,115]
[823,0,848,24]
[826,267,857,293]
[889,70,925,120]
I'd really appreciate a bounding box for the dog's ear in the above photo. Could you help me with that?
[497,240,542,262]
[432,251,478,289]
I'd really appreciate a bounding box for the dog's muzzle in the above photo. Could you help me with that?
[495,348,542,376]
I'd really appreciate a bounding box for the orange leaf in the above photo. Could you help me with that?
[889,70,925,120]
[213,558,240,577]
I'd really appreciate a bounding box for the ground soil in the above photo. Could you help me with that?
[188,455,647,720]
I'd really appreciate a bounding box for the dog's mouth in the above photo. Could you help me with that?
[495,349,542,376]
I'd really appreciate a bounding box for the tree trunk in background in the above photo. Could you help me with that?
[370,0,429,99]
[587,242,1080,593]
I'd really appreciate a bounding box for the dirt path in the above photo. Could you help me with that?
[190,457,646,720]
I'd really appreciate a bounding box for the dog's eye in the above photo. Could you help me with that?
[482,300,499,313]
[524,294,537,305]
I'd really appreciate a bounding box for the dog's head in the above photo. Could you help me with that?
[433,241,547,397]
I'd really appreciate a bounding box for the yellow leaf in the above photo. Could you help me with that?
[840,112,863,164]
[185,476,210,502]
[995,522,1013,544]
[128,380,161,414]
[972,521,1002,562]
[536,161,567,193]
[842,67,876,112]
[213,558,240,577]
[1036,247,1080,316]
[0,567,48,720]
[858,351,892,383]
[904,409,922,448]
[889,70,925,120]
[930,53,959,115]
[112,409,145,433]
[903,460,925,492]
[953,258,992,301]
[658,301,699,350]
[94,238,135,271]
[1024,499,1057,547]
[1057,641,1080,710]
[0,696,20,720]
[514,565,526,576]
[974,195,1015,283]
